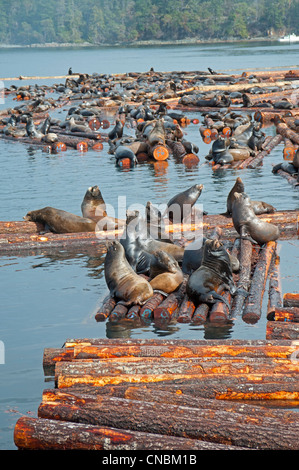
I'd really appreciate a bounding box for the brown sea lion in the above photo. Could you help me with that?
[147,119,166,147]
[23,207,96,233]
[232,192,280,244]
[104,240,153,306]
[146,201,173,243]
[227,177,275,215]
[140,237,185,263]
[81,185,107,220]
[165,184,204,223]
[149,250,184,294]
[186,239,236,308]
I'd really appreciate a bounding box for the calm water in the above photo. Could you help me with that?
[0,41,299,449]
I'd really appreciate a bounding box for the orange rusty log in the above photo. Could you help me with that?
[153,277,187,322]
[14,416,234,450]
[191,303,210,323]
[283,293,299,308]
[243,241,276,324]
[283,138,297,161]
[209,291,231,323]
[123,386,299,424]
[266,320,299,340]
[267,253,283,318]
[177,294,196,323]
[37,393,299,449]
[94,296,116,322]
[271,307,299,322]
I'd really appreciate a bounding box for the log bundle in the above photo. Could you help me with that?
[14,337,299,450]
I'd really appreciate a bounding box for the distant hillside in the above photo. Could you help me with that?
[0,0,298,46]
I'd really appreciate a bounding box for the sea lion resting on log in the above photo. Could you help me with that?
[227,177,276,215]
[149,250,184,295]
[186,239,236,308]
[104,240,153,306]
[23,207,97,234]
[81,185,125,230]
[232,192,280,245]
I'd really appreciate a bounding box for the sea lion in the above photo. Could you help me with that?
[232,192,280,244]
[149,250,184,295]
[247,125,266,151]
[139,237,185,263]
[108,119,123,140]
[104,240,153,306]
[146,201,173,243]
[227,177,276,215]
[81,185,107,220]
[120,210,153,274]
[186,239,236,308]
[207,136,234,165]
[23,207,96,233]
[272,161,297,175]
[165,184,204,223]
[147,119,166,147]
[115,145,138,167]
[26,117,44,139]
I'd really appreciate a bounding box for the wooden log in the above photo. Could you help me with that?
[242,241,276,324]
[191,303,210,323]
[276,122,299,146]
[139,292,165,320]
[177,294,196,323]
[38,393,299,449]
[14,416,238,450]
[270,306,299,322]
[126,304,141,320]
[153,278,187,322]
[283,293,299,308]
[109,303,128,322]
[276,169,299,189]
[283,138,297,161]
[209,291,231,323]
[54,357,299,389]
[0,220,43,234]
[267,253,283,318]
[247,134,283,169]
[94,296,116,322]
[123,386,299,424]
[231,239,252,317]
[266,320,299,340]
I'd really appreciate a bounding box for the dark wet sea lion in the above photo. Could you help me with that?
[81,185,107,220]
[247,125,266,151]
[165,184,204,223]
[293,149,299,169]
[149,250,184,294]
[209,136,234,165]
[232,192,280,244]
[186,239,236,308]
[146,201,173,243]
[272,161,297,175]
[115,145,138,166]
[26,117,44,139]
[120,210,153,274]
[104,240,153,306]
[108,119,123,140]
[23,207,96,233]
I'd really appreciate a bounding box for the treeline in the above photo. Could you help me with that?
[0,0,298,46]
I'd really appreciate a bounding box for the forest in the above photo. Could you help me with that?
[0,0,298,46]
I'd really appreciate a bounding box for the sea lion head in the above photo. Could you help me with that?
[202,239,234,287]
[153,250,180,274]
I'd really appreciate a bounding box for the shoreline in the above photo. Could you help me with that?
[0,36,285,50]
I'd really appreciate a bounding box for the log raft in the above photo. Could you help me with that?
[14,337,299,450]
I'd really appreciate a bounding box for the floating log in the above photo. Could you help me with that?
[269,306,299,322]
[109,303,128,322]
[37,392,299,449]
[276,122,299,146]
[246,134,283,169]
[153,278,187,322]
[126,304,141,320]
[266,321,299,340]
[231,239,252,317]
[276,169,299,189]
[283,293,299,308]
[95,296,116,322]
[191,303,209,323]
[14,416,237,450]
[138,292,165,320]
[267,253,283,318]
[242,241,276,324]
[177,294,196,323]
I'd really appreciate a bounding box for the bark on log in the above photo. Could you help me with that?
[177,294,196,323]
[247,134,283,169]
[270,307,299,322]
[266,320,299,340]
[191,303,209,323]
[37,393,299,449]
[14,416,239,450]
[276,169,299,189]
[231,239,252,317]
[139,293,165,319]
[276,122,299,146]
[242,241,276,323]
[283,293,299,308]
[267,253,283,318]
[95,296,116,322]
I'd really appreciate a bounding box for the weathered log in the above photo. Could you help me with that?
[269,306,299,322]
[276,122,299,146]
[95,296,116,322]
[126,304,141,320]
[37,393,299,449]
[267,253,283,318]
[153,278,187,322]
[177,294,196,323]
[0,220,43,234]
[191,303,210,323]
[231,239,252,317]
[283,293,299,308]
[276,169,299,189]
[109,303,128,322]
[209,291,231,323]
[139,292,165,319]
[14,416,239,450]
[243,241,276,323]
[247,134,283,169]
[266,320,299,340]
